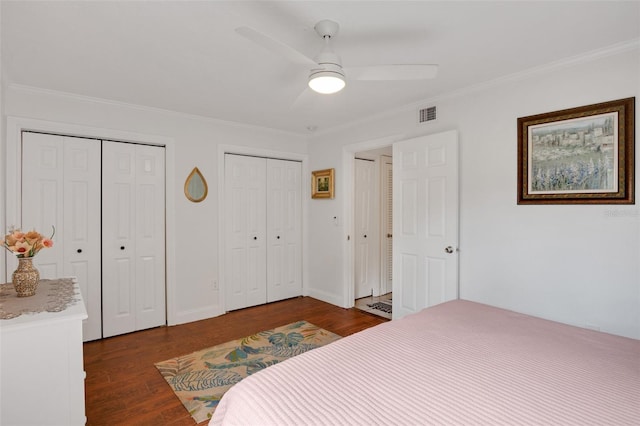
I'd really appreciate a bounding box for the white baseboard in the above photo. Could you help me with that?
[306,288,345,308]
[171,305,224,326]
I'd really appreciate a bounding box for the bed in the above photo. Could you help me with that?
[210,300,640,425]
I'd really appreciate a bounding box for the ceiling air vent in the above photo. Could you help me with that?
[419,106,437,123]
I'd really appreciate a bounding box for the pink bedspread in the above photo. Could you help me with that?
[210,300,640,425]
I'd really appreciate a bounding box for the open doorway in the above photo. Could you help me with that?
[344,130,459,321]
[353,146,392,319]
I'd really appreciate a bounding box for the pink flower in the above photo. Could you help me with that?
[3,226,55,257]
[6,232,23,246]
[13,241,32,256]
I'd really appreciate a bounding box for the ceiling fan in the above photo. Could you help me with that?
[235,19,438,95]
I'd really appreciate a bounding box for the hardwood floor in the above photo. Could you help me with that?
[83,296,388,425]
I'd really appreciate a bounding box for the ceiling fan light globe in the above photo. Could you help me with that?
[308,71,345,94]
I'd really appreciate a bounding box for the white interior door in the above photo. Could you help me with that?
[224,154,267,310]
[102,141,165,337]
[381,158,393,295]
[354,158,379,299]
[392,130,459,319]
[266,159,302,302]
[22,132,102,341]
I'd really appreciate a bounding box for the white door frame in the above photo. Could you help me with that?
[341,134,407,308]
[217,144,309,313]
[4,117,177,324]
[342,131,460,309]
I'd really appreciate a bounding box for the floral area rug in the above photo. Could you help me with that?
[155,321,341,423]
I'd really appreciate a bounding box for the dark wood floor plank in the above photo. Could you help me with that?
[84,296,387,425]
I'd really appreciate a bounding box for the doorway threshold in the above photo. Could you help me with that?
[354,293,392,320]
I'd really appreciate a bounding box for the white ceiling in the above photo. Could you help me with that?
[2,1,639,136]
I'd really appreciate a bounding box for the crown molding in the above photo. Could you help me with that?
[314,38,640,138]
[6,83,308,138]
[6,38,638,140]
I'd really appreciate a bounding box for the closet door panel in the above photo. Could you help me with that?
[354,159,380,299]
[22,133,101,342]
[266,163,285,299]
[226,172,247,310]
[266,159,302,303]
[63,137,102,341]
[102,142,137,338]
[381,159,393,295]
[21,132,65,278]
[284,164,302,289]
[224,154,267,311]
[134,145,166,331]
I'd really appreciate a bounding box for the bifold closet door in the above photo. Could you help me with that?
[266,159,302,302]
[224,154,302,311]
[21,132,102,341]
[102,142,166,338]
[354,158,380,299]
[224,154,267,311]
[381,159,393,295]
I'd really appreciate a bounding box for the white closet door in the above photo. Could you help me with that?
[354,158,380,299]
[224,154,267,311]
[22,132,102,342]
[21,133,65,279]
[266,159,302,303]
[63,137,102,341]
[102,142,166,337]
[133,145,166,331]
[102,142,137,337]
[381,159,393,295]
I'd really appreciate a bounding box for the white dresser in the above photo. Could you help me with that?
[0,279,88,425]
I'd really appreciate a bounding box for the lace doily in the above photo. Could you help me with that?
[0,278,80,320]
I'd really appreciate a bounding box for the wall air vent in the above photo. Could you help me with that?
[419,106,437,123]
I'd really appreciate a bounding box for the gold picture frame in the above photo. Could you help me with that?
[517,97,635,204]
[311,168,335,199]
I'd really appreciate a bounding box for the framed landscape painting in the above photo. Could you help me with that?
[311,168,335,199]
[517,97,635,204]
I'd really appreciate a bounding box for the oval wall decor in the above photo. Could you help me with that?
[185,167,208,202]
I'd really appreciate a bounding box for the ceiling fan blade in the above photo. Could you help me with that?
[346,64,438,81]
[291,87,316,109]
[235,26,318,67]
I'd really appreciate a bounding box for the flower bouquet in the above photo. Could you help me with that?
[2,227,55,258]
[2,227,55,297]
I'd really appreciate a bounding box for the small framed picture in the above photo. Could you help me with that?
[311,168,335,199]
[517,97,635,204]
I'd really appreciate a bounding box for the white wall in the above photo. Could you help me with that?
[2,85,308,325]
[3,44,638,339]
[0,2,5,281]
[307,46,640,339]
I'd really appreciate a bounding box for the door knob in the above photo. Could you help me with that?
[445,246,454,254]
